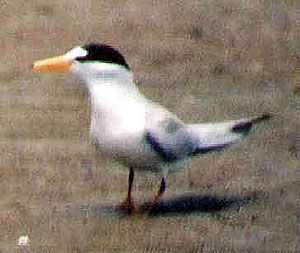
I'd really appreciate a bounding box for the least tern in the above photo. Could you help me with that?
[33,43,271,212]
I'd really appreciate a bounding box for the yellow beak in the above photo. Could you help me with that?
[33,55,72,72]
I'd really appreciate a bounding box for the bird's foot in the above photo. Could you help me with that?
[119,197,135,214]
[140,178,166,214]
[139,198,159,214]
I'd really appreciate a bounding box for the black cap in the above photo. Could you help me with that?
[76,43,130,70]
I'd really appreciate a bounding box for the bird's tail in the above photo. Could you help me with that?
[187,113,272,154]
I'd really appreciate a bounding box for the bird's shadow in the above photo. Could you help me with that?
[149,192,263,216]
[143,193,259,216]
[65,192,263,218]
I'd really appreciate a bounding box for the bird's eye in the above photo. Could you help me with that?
[74,56,86,61]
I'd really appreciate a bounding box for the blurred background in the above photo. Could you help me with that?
[0,0,299,251]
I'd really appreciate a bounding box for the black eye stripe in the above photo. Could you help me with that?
[76,43,130,70]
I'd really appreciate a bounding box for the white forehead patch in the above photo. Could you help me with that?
[66,46,88,61]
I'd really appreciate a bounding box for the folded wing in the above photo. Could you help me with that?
[186,113,272,154]
[145,114,271,162]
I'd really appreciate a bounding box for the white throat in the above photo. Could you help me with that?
[71,62,147,138]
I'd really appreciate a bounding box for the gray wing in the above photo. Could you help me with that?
[185,113,272,153]
[145,117,199,162]
[145,114,271,162]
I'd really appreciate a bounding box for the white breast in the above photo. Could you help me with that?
[89,83,148,162]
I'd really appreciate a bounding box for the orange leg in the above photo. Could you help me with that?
[120,168,135,213]
[145,177,166,211]
[154,177,166,202]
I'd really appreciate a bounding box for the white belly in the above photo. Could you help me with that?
[91,128,162,171]
[88,83,177,172]
[90,104,163,171]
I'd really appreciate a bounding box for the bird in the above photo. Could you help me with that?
[33,43,271,213]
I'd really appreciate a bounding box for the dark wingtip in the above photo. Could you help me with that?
[252,112,273,124]
[231,113,273,134]
[231,122,253,134]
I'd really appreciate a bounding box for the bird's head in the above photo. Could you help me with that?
[33,43,131,80]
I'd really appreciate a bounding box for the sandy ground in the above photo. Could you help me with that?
[0,0,300,252]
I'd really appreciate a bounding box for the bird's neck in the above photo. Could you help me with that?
[85,71,142,101]
[72,62,141,97]
[81,68,147,136]
[77,68,146,122]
